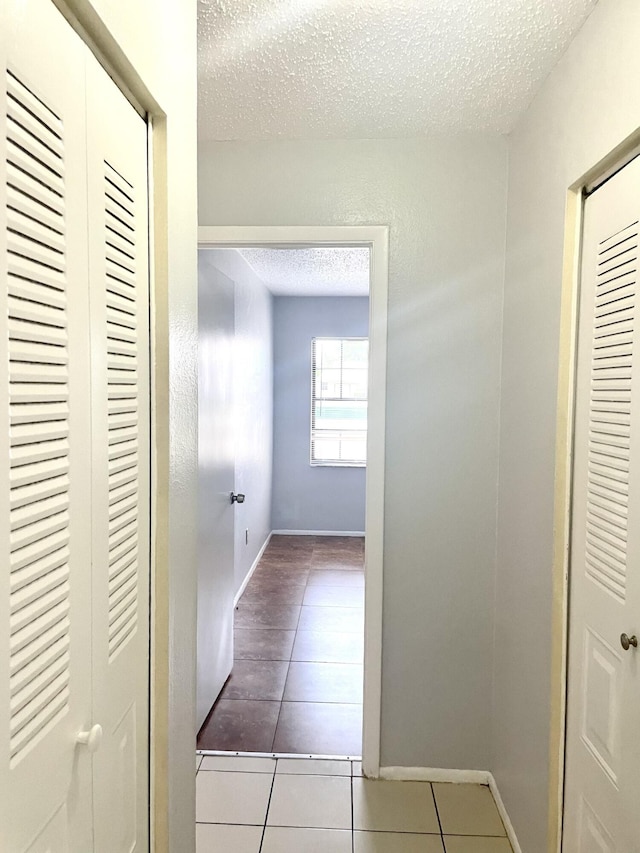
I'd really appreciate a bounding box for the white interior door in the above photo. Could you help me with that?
[85,56,150,852]
[0,2,94,850]
[1,2,151,850]
[564,156,640,851]
[197,254,236,730]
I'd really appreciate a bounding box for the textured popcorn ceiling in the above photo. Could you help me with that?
[239,247,370,296]
[198,0,598,139]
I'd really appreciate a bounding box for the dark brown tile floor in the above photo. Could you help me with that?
[197,535,364,756]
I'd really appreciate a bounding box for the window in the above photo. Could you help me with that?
[311,337,368,466]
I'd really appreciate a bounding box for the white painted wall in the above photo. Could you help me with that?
[272,296,368,533]
[199,137,508,770]
[494,1,640,850]
[200,250,274,595]
[63,1,198,850]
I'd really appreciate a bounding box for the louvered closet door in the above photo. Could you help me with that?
[564,156,640,851]
[0,1,94,851]
[85,57,150,853]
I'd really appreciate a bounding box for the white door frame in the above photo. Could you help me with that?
[549,138,640,852]
[198,224,389,775]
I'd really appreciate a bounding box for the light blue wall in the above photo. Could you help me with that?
[272,296,369,532]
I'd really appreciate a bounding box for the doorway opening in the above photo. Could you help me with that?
[194,226,388,773]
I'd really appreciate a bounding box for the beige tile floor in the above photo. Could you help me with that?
[195,754,513,853]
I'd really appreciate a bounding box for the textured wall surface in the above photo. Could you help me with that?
[272,296,368,533]
[198,0,597,139]
[495,1,640,851]
[199,136,508,770]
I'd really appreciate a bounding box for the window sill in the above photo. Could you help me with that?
[310,462,367,469]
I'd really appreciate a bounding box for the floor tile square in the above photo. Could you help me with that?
[303,585,365,608]
[253,561,311,580]
[292,630,364,663]
[219,659,289,701]
[443,838,512,853]
[273,701,362,755]
[312,560,364,572]
[352,778,440,834]
[352,760,363,776]
[200,755,276,773]
[307,570,365,587]
[313,535,364,549]
[298,605,364,633]
[247,572,308,590]
[284,661,363,703]
[271,534,316,548]
[240,587,306,607]
[267,773,352,828]
[311,551,364,570]
[196,770,273,824]
[196,823,263,853]
[234,628,296,661]
[264,544,314,564]
[262,826,352,853]
[433,784,506,837]
[314,536,363,551]
[197,699,280,752]
[354,831,445,852]
[277,758,352,776]
[234,601,301,630]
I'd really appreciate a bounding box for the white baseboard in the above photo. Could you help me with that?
[234,533,272,607]
[487,773,523,853]
[380,766,490,784]
[271,529,365,537]
[379,767,521,853]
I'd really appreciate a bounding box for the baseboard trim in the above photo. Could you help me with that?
[487,773,523,853]
[379,766,490,784]
[379,767,522,853]
[234,533,272,607]
[271,529,365,537]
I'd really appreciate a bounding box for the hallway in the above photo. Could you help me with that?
[197,535,365,755]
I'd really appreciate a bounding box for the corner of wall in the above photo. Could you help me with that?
[489,133,512,774]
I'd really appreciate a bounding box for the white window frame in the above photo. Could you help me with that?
[310,336,368,468]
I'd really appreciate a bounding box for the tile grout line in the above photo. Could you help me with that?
[350,772,355,853]
[271,546,315,752]
[239,540,309,752]
[268,547,312,752]
[430,782,446,851]
[257,763,277,853]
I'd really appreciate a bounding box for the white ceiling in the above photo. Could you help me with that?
[238,247,370,296]
[198,0,598,140]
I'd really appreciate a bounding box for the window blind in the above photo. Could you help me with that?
[310,337,368,466]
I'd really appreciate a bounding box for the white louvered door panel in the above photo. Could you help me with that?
[0,1,94,851]
[564,157,640,852]
[85,57,150,853]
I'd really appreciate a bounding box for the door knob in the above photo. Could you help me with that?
[230,492,245,504]
[76,723,103,753]
[620,633,638,651]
